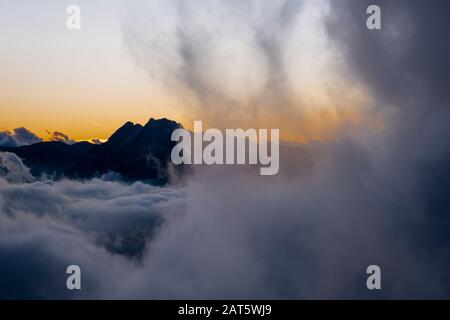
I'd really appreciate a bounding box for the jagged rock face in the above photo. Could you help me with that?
[0,118,184,184]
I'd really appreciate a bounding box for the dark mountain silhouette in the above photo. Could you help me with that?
[0,118,183,184]
[105,121,143,149]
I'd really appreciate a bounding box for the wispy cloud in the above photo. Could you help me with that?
[46,131,77,145]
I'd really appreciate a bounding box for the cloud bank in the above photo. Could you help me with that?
[0,164,185,299]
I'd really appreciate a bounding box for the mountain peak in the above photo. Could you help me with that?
[2,117,185,183]
[144,117,182,128]
[106,121,143,148]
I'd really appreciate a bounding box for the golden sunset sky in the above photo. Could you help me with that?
[0,0,372,142]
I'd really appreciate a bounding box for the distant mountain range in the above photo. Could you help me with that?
[0,118,183,184]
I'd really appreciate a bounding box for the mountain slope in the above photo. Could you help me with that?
[0,118,183,184]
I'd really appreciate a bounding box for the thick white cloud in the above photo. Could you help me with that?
[0,128,42,148]
[1,138,449,299]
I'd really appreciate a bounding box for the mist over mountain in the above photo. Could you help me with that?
[0,118,183,184]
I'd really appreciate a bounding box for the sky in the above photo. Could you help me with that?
[0,0,372,142]
[0,0,185,141]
